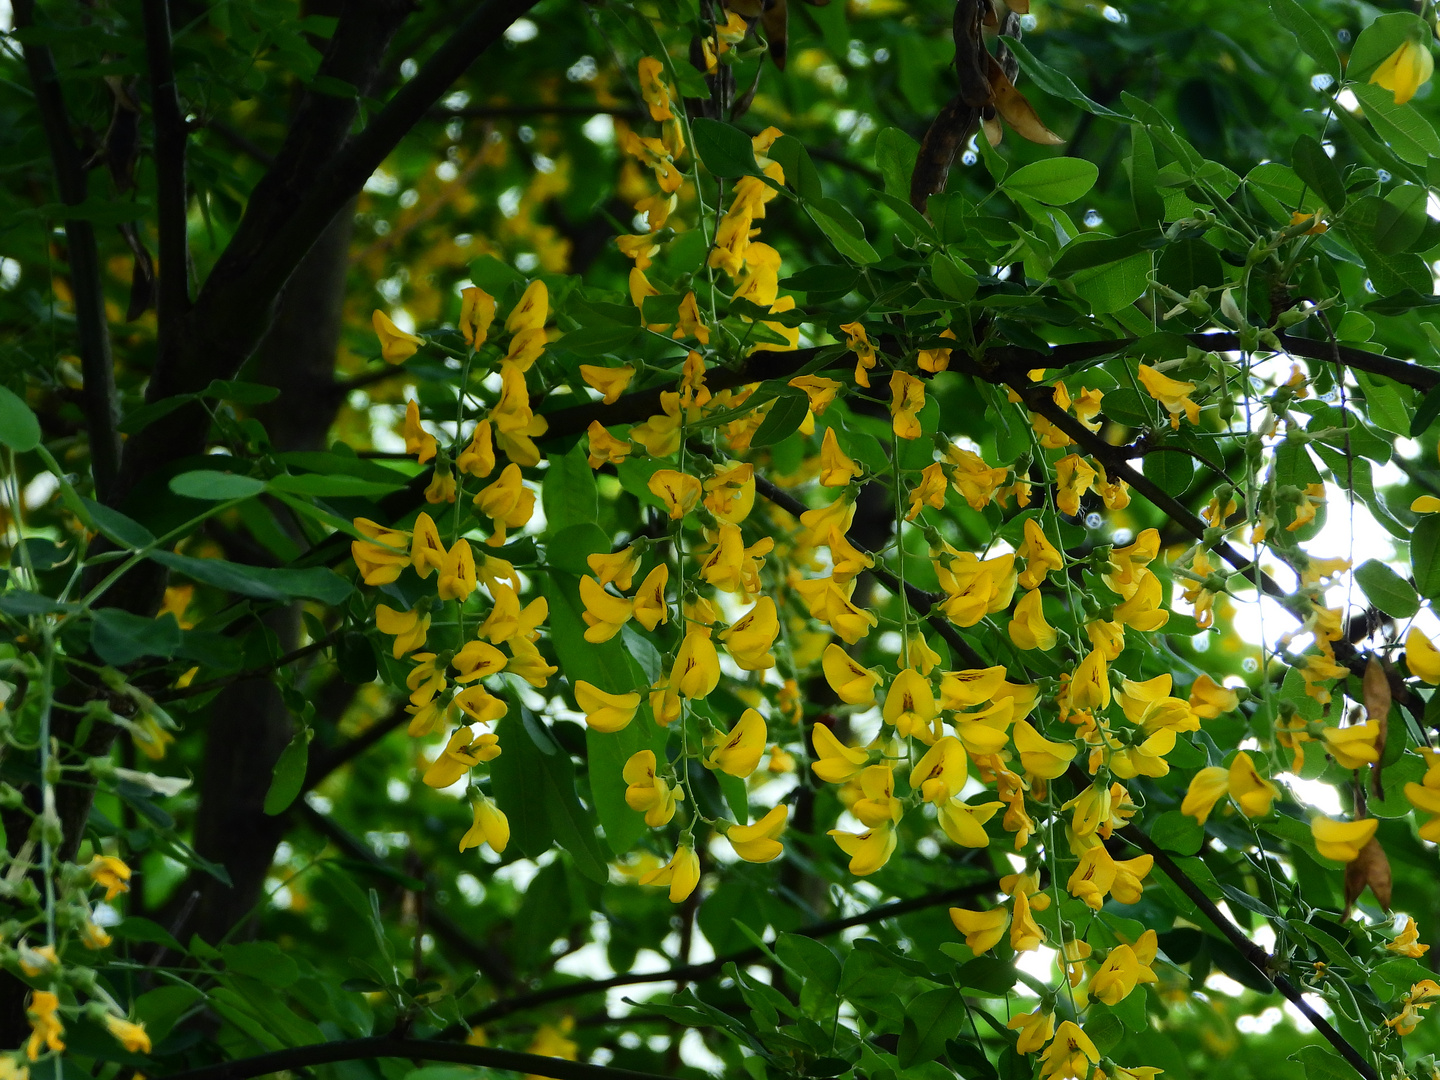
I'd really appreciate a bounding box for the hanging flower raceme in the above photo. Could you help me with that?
[459,796,509,854]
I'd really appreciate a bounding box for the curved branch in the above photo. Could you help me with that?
[141,0,191,333]
[157,1037,668,1080]
[464,875,998,1027]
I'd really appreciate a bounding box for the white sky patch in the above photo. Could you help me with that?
[1279,773,1344,815]
[1236,1005,1284,1034]
[1014,944,1056,989]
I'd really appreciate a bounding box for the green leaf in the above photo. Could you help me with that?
[1374,183,1428,255]
[1412,516,1440,598]
[542,443,599,535]
[929,252,976,300]
[267,473,406,497]
[749,391,809,447]
[1051,232,1149,278]
[202,379,282,405]
[263,732,310,815]
[1410,383,1440,436]
[1291,134,1347,210]
[222,941,300,987]
[809,201,879,264]
[1149,810,1204,855]
[149,551,352,604]
[1351,83,1440,166]
[1354,370,1413,435]
[91,609,182,666]
[118,395,195,435]
[1142,450,1194,497]
[775,934,842,993]
[0,385,41,452]
[113,916,187,954]
[1002,36,1125,117]
[1355,559,1420,618]
[1069,252,1150,314]
[80,498,156,549]
[1002,158,1099,206]
[691,118,760,178]
[170,470,268,501]
[1131,126,1164,226]
[767,135,821,202]
[875,126,921,200]
[1290,1045,1354,1080]
[897,988,970,1069]
[1269,0,1341,77]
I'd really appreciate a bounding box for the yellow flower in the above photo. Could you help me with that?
[882,668,939,742]
[131,714,174,761]
[89,855,131,901]
[1136,362,1200,428]
[705,709,767,777]
[810,724,870,783]
[1009,588,1057,651]
[905,462,948,520]
[839,322,878,387]
[1009,1007,1054,1055]
[1114,570,1169,632]
[1408,627,1440,683]
[18,945,56,977]
[1013,720,1077,779]
[1311,815,1378,863]
[648,469,703,519]
[403,398,437,464]
[26,991,65,1061]
[630,564,670,632]
[889,370,926,439]
[574,681,641,733]
[639,845,701,902]
[1016,518,1062,590]
[1413,495,1440,513]
[1188,674,1238,718]
[726,805,788,863]
[505,279,549,333]
[851,764,904,827]
[702,461,756,524]
[458,286,496,348]
[457,420,496,479]
[474,464,535,547]
[719,596,778,671]
[477,582,546,643]
[623,749,683,827]
[438,538,477,601]
[375,604,429,658]
[789,374,842,415]
[579,574,633,643]
[818,427,861,487]
[580,364,636,405]
[1229,751,1278,818]
[1010,890,1046,952]
[1054,454,1097,516]
[81,920,112,950]
[373,309,423,363]
[1069,648,1111,711]
[1063,783,1113,838]
[1371,37,1435,104]
[917,326,955,373]
[453,686,507,724]
[670,629,721,699]
[352,517,411,585]
[423,726,500,788]
[1387,979,1440,1036]
[1389,916,1430,958]
[587,546,642,591]
[1089,943,1156,1006]
[945,446,1009,510]
[637,56,674,120]
[949,906,1009,955]
[909,736,967,804]
[822,643,881,705]
[459,795,509,854]
[1039,1022,1100,1080]
[938,799,1002,847]
[1320,719,1380,770]
[829,821,897,875]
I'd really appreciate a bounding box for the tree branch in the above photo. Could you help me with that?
[141,0,191,333]
[157,1036,669,1080]
[13,0,120,499]
[464,875,998,1028]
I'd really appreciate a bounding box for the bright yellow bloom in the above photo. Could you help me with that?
[453,686,507,724]
[478,583,546,644]
[1311,815,1378,863]
[375,604,429,658]
[1408,627,1440,683]
[574,681,641,733]
[459,795,509,854]
[1115,674,1196,734]
[649,469,702,519]
[1372,37,1435,104]
[352,517,411,585]
[1063,783,1112,838]
[1068,845,1153,909]
[89,855,131,901]
[670,629,721,699]
[631,564,670,632]
[458,286,496,348]
[889,370,926,439]
[949,906,1009,955]
[438,538,477,601]
[505,279,549,333]
[909,736,967,804]
[1009,588,1057,651]
[1014,720,1077,779]
[822,643,881,705]
[579,574,633,643]
[423,726,500,788]
[938,798,1002,847]
[706,709,767,777]
[839,321,877,387]
[726,805,788,863]
[639,845,701,902]
[829,821,897,875]
[720,596,778,670]
[1009,1008,1054,1055]
[1389,916,1431,958]
[1229,751,1278,817]
[587,546,642,591]
[1136,362,1200,428]
[818,427,861,487]
[1114,570,1169,632]
[906,462,948,520]
[1016,517,1062,590]
[585,422,632,470]
[637,56,674,120]
[917,326,955,373]
[457,420,496,479]
[810,724,870,784]
[1069,648,1111,711]
[449,640,509,685]
[1055,454,1097,516]
[1089,943,1156,1006]
[624,749,682,827]
[882,668,939,742]
[474,464,535,547]
[789,375,842,415]
[1321,719,1380,770]
[704,461,756,523]
[1387,979,1440,1036]
[81,920,112,950]
[1010,890,1046,952]
[1189,674,1239,718]
[852,764,904,827]
[373,309,423,363]
[403,398,437,464]
[580,363,635,405]
[26,992,64,1061]
[945,445,1009,510]
[1040,1022,1099,1080]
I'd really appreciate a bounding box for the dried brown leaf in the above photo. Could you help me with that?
[982,113,1004,147]
[987,57,1064,146]
[1344,836,1392,914]
[1365,655,1391,798]
[910,96,982,214]
[1003,0,1030,11]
